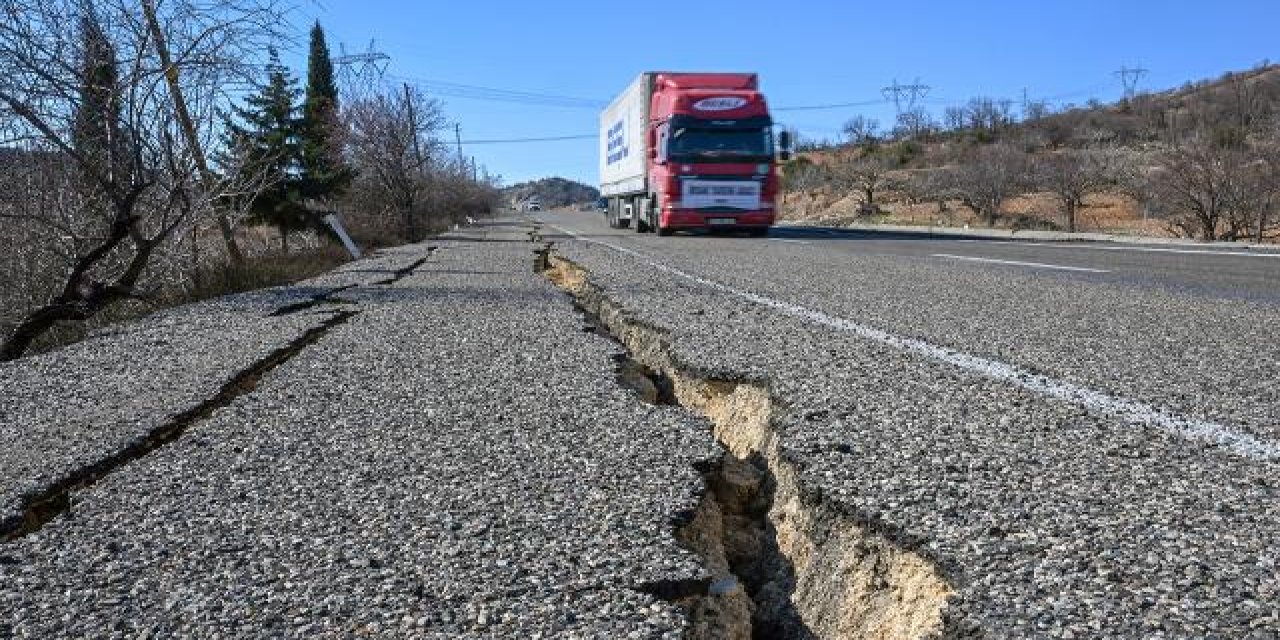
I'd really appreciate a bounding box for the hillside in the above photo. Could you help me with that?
[783,62,1280,242]
[503,177,599,208]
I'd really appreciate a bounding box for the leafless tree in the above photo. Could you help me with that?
[894,107,935,140]
[841,115,879,146]
[829,151,897,215]
[1033,148,1121,232]
[1143,140,1250,241]
[942,144,1030,226]
[0,0,289,360]
[343,86,448,242]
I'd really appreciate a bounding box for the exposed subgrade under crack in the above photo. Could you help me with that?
[538,251,955,640]
[0,310,359,543]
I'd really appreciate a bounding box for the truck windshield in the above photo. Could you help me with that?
[670,128,773,161]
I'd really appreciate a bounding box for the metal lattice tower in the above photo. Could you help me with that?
[881,78,930,114]
[1115,65,1149,100]
[334,39,391,97]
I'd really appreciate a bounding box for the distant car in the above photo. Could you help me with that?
[527,203,541,212]
[596,197,607,212]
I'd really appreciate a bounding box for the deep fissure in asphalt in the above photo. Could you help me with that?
[0,310,358,542]
[555,270,803,638]
[539,246,955,639]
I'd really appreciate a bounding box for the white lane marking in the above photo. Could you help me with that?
[551,225,1279,460]
[771,238,812,245]
[974,240,1280,259]
[932,253,1111,273]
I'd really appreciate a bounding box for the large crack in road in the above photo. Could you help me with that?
[541,247,952,639]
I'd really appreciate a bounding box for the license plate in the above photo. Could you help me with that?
[708,217,736,225]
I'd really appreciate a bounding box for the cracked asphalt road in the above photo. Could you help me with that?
[3,213,1277,638]
[539,211,1280,638]
[1,224,718,638]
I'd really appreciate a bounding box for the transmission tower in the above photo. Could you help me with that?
[1115,65,1149,100]
[334,39,391,97]
[881,78,930,114]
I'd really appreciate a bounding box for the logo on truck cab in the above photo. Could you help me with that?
[692,96,748,111]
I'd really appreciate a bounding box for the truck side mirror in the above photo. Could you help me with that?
[778,130,793,161]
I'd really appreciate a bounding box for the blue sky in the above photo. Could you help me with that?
[288,0,1280,185]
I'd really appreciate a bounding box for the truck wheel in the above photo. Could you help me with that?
[657,225,673,237]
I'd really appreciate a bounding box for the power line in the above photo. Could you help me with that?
[461,133,597,145]
[774,98,888,112]
[390,74,606,109]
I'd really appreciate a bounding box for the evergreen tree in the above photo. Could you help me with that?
[72,7,126,194]
[300,21,350,200]
[220,47,308,249]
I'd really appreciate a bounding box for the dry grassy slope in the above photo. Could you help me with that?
[782,63,1280,236]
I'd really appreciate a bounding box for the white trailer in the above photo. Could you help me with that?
[598,73,651,228]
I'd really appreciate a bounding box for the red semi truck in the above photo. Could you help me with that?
[599,72,791,236]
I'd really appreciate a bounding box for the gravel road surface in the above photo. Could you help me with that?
[539,210,1280,638]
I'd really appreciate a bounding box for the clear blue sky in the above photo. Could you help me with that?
[288,0,1280,186]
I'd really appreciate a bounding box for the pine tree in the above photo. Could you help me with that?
[300,22,350,200]
[72,7,126,195]
[220,47,308,250]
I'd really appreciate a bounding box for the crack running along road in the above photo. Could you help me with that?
[549,223,1279,461]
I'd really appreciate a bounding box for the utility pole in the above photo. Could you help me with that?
[403,82,421,240]
[404,83,423,168]
[140,0,244,264]
[454,123,463,163]
[1115,65,1149,100]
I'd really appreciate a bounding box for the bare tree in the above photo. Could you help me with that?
[0,0,289,360]
[894,107,935,140]
[1033,148,1120,232]
[344,86,448,242]
[841,115,880,146]
[1144,140,1248,241]
[779,156,828,211]
[942,144,1029,226]
[829,151,897,215]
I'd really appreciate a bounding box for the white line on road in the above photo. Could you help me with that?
[932,253,1111,273]
[976,240,1280,259]
[771,238,812,245]
[551,225,1278,460]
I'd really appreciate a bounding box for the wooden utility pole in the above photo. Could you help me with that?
[403,83,421,240]
[140,0,244,264]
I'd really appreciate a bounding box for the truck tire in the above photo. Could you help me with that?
[657,225,673,236]
[635,198,651,233]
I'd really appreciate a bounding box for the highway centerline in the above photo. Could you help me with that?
[550,224,1279,461]
[931,253,1111,273]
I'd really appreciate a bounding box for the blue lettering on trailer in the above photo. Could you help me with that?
[606,119,629,165]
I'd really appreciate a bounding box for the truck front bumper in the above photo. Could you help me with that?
[659,209,776,230]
